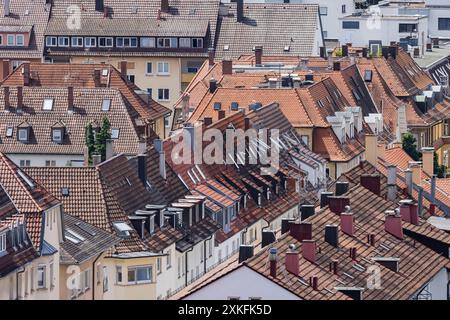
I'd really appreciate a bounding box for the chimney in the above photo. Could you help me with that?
[365,134,378,166]
[367,234,376,246]
[1,59,10,81]
[340,212,354,236]
[302,240,316,264]
[320,191,333,208]
[408,161,422,186]
[261,229,276,248]
[335,181,349,196]
[387,165,397,201]
[17,86,23,111]
[154,139,167,180]
[218,110,225,120]
[349,247,357,260]
[384,211,404,240]
[324,225,339,247]
[105,139,114,160]
[310,276,319,290]
[3,87,10,112]
[208,48,215,67]
[103,6,109,18]
[120,61,128,78]
[382,47,389,60]
[238,245,254,263]
[327,196,350,215]
[360,174,381,196]
[281,218,295,234]
[377,143,386,161]
[222,60,233,75]
[254,46,263,67]
[204,117,213,127]
[300,204,315,220]
[362,47,368,58]
[236,0,244,23]
[95,0,104,12]
[209,78,217,93]
[320,46,326,59]
[333,61,341,71]
[161,0,169,13]
[3,0,10,16]
[285,244,299,275]
[417,186,423,219]
[405,169,413,195]
[269,248,277,278]
[137,154,147,186]
[289,222,312,242]
[93,69,101,86]
[389,45,398,60]
[421,147,434,177]
[244,117,251,131]
[22,63,30,86]
[430,175,437,204]
[330,260,339,275]
[92,154,102,166]
[342,45,349,57]
[68,86,74,112]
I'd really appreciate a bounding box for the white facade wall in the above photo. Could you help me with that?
[427,0,450,39]
[7,153,85,168]
[412,267,449,300]
[184,265,301,300]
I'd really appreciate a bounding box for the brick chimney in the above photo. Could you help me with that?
[333,61,341,71]
[208,48,215,67]
[255,46,263,66]
[222,60,233,75]
[120,61,128,78]
[377,143,386,161]
[360,174,381,196]
[68,86,74,112]
[365,134,378,167]
[269,248,277,278]
[327,196,350,215]
[1,59,10,81]
[310,276,319,290]
[387,165,397,201]
[22,63,30,86]
[161,0,169,13]
[330,260,339,275]
[340,212,354,236]
[385,211,404,240]
[349,247,357,260]
[408,161,422,186]
[3,87,10,112]
[285,244,299,275]
[17,86,23,111]
[289,222,312,242]
[302,240,316,264]
[421,147,434,177]
[105,139,114,160]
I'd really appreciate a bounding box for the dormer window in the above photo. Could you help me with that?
[16,35,24,46]
[5,127,13,137]
[17,128,29,143]
[52,128,63,144]
[112,222,133,238]
[111,128,120,139]
[58,37,69,47]
[43,98,54,111]
[46,36,57,47]
[7,34,14,46]
[102,99,111,111]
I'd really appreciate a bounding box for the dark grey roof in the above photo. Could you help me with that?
[215,3,322,60]
[41,240,58,256]
[60,214,120,265]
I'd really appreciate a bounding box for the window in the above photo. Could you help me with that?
[0,35,2,45]
[342,5,346,14]
[177,257,181,278]
[52,128,63,143]
[37,265,46,289]
[157,38,177,48]
[116,266,123,283]
[192,38,203,48]
[127,75,135,83]
[179,38,191,48]
[111,128,120,139]
[43,98,54,111]
[99,37,113,47]
[19,160,31,167]
[147,88,152,98]
[0,232,6,253]
[7,34,14,46]
[140,37,155,48]
[18,128,28,142]
[319,7,328,16]
[45,160,56,167]
[157,62,169,75]
[187,61,201,73]
[301,135,309,146]
[49,263,54,289]
[158,88,170,101]
[438,18,450,30]
[16,35,24,46]
[71,37,83,47]
[102,99,111,111]
[166,250,172,269]
[58,37,69,47]
[128,266,152,284]
[146,62,153,75]
[102,266,109,292]
[164,116,170,128]
[6,127,13,137]
[399,23,417,33]
[46,36,57,47]
[156,257,162,274]
[208,239,212,257]
[116,37,138,48]
[342,21,360,29]
[85,37,97,47]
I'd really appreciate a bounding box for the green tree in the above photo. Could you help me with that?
[95,116,111,161]
[85,123,96,165]
[434,152,447,178]
[402,133,421,161]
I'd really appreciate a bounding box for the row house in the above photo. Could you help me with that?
[183,176,450,300]
[0,152,62,300]
[0,0,50,78]
[2,62,170,140]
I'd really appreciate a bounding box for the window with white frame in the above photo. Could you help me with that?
[85,37,97,47]
[166,250,172,269]
[45,160,56,167]
[37,265,46,289]
[192,38,203,48]
[157,257,162,274]
[0,232,6,253]
[116,266,122,283]
[179,38,191,48]
[157,37,177,48]
[7,34,14,46]
[140,37,155,48]
[158,88,170,101]
[19,160,31,167]
[116,37,137,48]
[128,266,152,284]
[71,37,83,47]
[58,37,69,47]
[319,7,328,15]
[16,34,24,46]
[52,128,63,144]
[43,98,54,111]
[111,128,120,139]
[46,36,57,47]
[99,37,113,47]
[102,266,109,292]
[146,62,153,75]
[18,128,29,142]
[157,62,169,75]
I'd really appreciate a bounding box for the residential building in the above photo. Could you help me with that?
[0,152,63,300]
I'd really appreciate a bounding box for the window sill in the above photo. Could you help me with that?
[157,73,170,77]
[145,74,154,76]
[158,99,170,102]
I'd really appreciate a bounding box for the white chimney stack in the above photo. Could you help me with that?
[3,0,10,17]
